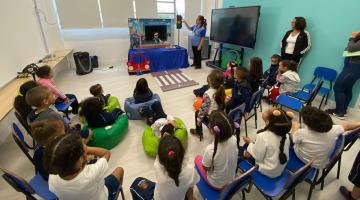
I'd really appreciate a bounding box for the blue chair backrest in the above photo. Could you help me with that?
[247,88,264,112]
[284,159,314,190]
[329,134,345,163]
[1,168,35,196]
[313,67,337,81]
[218,165,257,199]
[12,123,25,142]
[344,128,360,148]
[228,103,246,123]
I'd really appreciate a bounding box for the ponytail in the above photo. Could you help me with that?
[214,85,225,111]
[211,134,219,171]
[198,15,207,30]
[279,135,287,165]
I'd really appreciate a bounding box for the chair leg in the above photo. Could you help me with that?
[337,156,342,179]
[292,190,296,200]
[321,169,325,190]
[254,108,258,129]
[245,119,248,137]
[308,171,319,200]
[325,93,330,105]
[242,190,246,200]
[120,188,125,200]
[319,95,326,109]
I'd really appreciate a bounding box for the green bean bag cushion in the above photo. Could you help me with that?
[104,96,121,112]
[142,117,188,157]
[86,114,129,150]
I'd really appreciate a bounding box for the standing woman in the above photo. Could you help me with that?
[183,15,207,69]
[281,17,311,64]
[326,31,360,119]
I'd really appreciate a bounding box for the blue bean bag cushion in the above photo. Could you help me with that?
[142,117,188,157]
[85,114,129,150]
[124,94,161,120]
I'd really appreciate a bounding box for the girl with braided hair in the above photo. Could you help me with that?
[130,135,199,200]
[242,108,293,178]
[194,110,239,189]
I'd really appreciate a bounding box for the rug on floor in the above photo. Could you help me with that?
[151,69,199,92]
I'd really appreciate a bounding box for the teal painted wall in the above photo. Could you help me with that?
[222,0,360,107]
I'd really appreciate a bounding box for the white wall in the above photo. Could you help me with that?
[0,0,63,88]
[59,0,221,67]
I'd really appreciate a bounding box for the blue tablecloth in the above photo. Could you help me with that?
[128,46,189,72]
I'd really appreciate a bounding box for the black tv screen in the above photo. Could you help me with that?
[210,6,260,48]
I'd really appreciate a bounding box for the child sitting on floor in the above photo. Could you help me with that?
[263,54,281,87]
[139,100,176,138]
[133,78,154,104]
[14,80,38,121]
[242,108,293,178]
[247,57,263,94]
[195,111,239,189]
[79,97,123,129]
[291,106,360,169]
[190,69,225,141]
[269,60,300,102]
[36,65,79,114]
[130,135,199,200]
[225,66,252,113]
[44,133,124,200]
[89,84,111,107]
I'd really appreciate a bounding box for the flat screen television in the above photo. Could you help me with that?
[210,6,261,48]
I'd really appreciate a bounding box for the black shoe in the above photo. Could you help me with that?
[190,128,203,141]
[191,64,196,67]
[326,109,346,120]
[195,66,202,69]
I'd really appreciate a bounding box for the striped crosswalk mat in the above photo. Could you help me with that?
[151,69,199,92]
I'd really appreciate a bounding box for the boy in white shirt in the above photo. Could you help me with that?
[44,133,124,200]
[291,106,360,169]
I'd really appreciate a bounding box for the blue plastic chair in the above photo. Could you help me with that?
[343,127,360,151]
[238,158,314,200]
[196,164,257,200]
[275,81,323,124]
[244,88,265,136]
[54,98,75,118]
[228,103,246,143]
[302,67,337,108]
[1,167,57,200]
[287,134,344,200]
[12,123,35,165]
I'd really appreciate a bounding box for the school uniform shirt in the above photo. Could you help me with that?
[191,25,206,47]
[247,75,262,94]
[202,135,238,188]
[38,78,67,100]
[151,115,175,137]
[293,125,344,169]
[247,131,290,178]
[49,158,109,200]
[153,158,200,200]
[197,88,218,122]
[27,108,67,130]
[277,70,300,94]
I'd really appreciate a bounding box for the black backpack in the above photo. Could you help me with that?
[73,52,93,75]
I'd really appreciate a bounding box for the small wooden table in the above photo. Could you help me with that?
[0,49,73,120]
